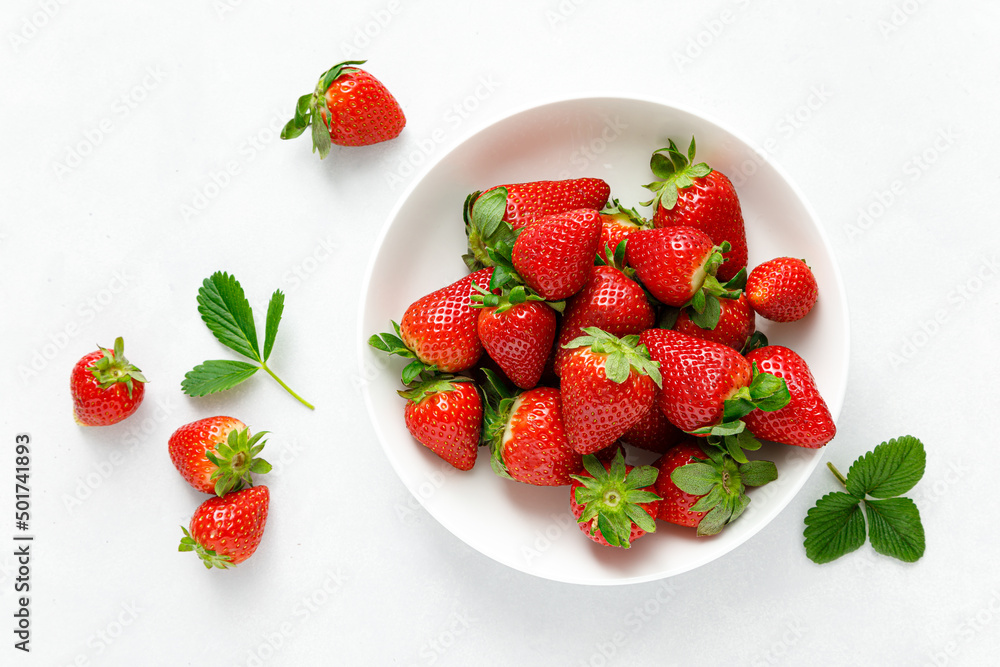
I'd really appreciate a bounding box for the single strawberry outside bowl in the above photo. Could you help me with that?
[358,96,849,585]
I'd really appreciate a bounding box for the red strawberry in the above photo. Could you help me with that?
[370,268,493,383]
[511,208,602,301]
[569,450,661,548]
[473,287,556,390]
[168,416,271,496]
[179,485,270,568]
[673,292,756,351]
[481,178,610,230]
[70,337,147,426]
[645,137,748,282]
[620,388,683,454]
[398,375,482,471]
[640,329,789,451]
[744,345,836,448]
[559,328,660,455]
[654,440,777,535]
[745,257,819,322]
[281,60,405,158]
[624,226,729,308]
[480,371,582,486]
[553,265,655,377]
[596,199,651,260]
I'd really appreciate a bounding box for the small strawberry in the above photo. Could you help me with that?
[596,199,652,260]
[745,257,819,322]
[559,328,661,455]
[744,345,836,448]
[168,416,271,496]
[398,375,482,471]
[644,137,748,282]
[569,450,661,548]
[640,328,790,462]
[553,265,655,377]
[369,268,493,384]
[281,60,405,158]
[70,337,147,427]
[472,285,556,390]
[480,370,582,486]
[179,485,270,569]
[620,388,683,454]
[511,208,602,301]
[481,178,610,230]
[654,440,777,535]
[625,226,738,329]
[673,292,756,351]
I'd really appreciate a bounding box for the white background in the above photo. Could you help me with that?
[2,1,998,665]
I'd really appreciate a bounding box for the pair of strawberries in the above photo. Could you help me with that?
[371,142,836,546]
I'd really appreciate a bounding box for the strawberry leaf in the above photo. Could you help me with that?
[846,436,926,499]
[803,492,866,564]
[864,497,925,562]
[197,272,261,362]
[181,360,259,396]
[263,289,284,363]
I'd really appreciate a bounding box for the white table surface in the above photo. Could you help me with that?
[2,1,998,665]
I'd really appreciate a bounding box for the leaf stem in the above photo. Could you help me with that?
[260,362,314,410]
[827,462,848,487]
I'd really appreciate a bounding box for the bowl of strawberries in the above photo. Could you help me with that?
[359,96,849,585]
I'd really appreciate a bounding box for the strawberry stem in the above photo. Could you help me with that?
[827,462,848,487]
[260,361,314,410]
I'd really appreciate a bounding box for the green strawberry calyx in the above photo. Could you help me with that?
[478,368,519,480]
[563,327,662,388]
[396,373,474,404]
[570,450,661,548]
[641,136,713,212]
[689,363,791,462]
[280,60,367,159]
[679,245,743,331]
[204,427,272,497]
[670,443,778,536]
[87,337,147,398]
[462,187,515,272]
[178,526,234,570]
[368,321,439,386]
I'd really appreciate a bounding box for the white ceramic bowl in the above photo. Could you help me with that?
[358,96,849,585]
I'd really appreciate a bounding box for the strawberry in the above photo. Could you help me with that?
[559,328,661,455]
[480,371,582,486]
[624,226,736,326]
[553,265,655,377]
[481,178,610,230]
[673,292,756,351]
[369,268,493,384]
[745,257,819,322]
[644,137,748,282]
[398,375,482,471]
[511,208,602,301]
[654,440,777,535]
[179,485,270,569]
[620,388,683,454]
[281,60,405,158]
[640,328,790,462]
[70,337,147,426]
[596,199,651,260]
[569,450,661,548]
[744,345,836,448]
[168,416,271,496]
[472,286,556,390]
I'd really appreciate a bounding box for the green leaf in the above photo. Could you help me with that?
[311,108,332,159]
[687,294,721,330]
[864,497,925,562]
[473,187,509,241]
[846,436,926,499]
[803,492,866,564]
[197,272,261,362]
[181,360,260,397]
[738,460,778,487]
[263,290,284,362]
[670,462,718,496]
